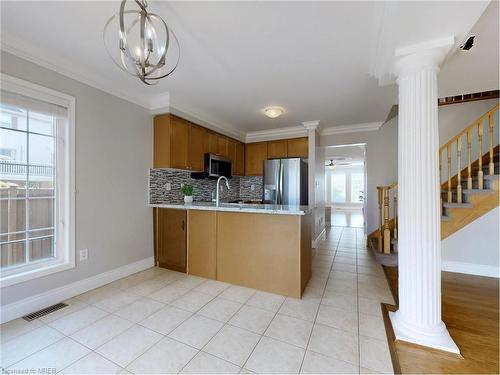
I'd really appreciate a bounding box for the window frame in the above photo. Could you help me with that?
[0,73,75,288]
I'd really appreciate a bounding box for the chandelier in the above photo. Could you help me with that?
[103,0,180,85]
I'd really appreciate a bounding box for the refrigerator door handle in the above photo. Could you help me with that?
[278,161,284,205]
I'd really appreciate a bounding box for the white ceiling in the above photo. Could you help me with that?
[0,1,493,138]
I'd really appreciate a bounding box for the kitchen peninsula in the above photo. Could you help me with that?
[151,203,312,298]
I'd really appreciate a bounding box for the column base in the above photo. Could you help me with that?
[389,310,460,354]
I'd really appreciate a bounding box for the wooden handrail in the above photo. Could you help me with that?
[439,103,499,154]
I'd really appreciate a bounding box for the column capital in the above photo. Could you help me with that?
[393,36,454,80]
[302,120,320,131]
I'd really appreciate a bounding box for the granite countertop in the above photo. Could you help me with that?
[149,202,311,215]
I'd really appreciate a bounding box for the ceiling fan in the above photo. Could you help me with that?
[325,157,351,169]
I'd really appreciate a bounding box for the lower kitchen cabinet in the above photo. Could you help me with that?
[154,208,187,272]
[187,210,217,279]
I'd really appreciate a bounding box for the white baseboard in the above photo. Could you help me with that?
[442,260,499,278]
[0,257,155,324]
[312,227,326,249]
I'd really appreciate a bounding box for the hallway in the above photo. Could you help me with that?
[330,208,364,228]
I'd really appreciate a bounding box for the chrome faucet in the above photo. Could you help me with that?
[216,176,230,207]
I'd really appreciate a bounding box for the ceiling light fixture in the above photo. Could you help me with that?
[264,106,284,119]
[103,0,180,85]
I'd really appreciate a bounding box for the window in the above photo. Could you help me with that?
[350,173,364,203]
[0,74,75,287]
[331,173,346,203]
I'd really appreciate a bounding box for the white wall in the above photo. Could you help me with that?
[1,52,153,307]
[442,206,499,277]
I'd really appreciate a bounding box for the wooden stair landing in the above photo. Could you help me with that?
[381,266,499,374]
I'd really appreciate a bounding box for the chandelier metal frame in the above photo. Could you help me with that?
[103,0,180,85]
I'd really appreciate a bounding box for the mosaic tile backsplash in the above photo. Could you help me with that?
[149,168,263,204]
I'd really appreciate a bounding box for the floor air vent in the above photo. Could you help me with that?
[22,302,68,321]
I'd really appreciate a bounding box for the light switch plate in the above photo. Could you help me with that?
[79,249,88,261]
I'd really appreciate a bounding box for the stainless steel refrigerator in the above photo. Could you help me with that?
[262,158,308,205]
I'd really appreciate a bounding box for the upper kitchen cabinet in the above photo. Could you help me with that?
[206,132,218,155]
[235,142,245,176]
[217,135,229,158]
[227,140,245,176]
[153,114,171,168]
[227,139,237,165]
[170,116,189,169]
[267,140,288,159]
[188,124,206,172]
[287,137,308,158]
[245,142,268,176]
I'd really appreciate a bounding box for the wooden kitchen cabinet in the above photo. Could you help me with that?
[155,114,308,173]
[154,208,187,272]
[188,124,205,171]
[227,139,237,165]
[267,140,288,159]
[245,142,268,176]
[153,114,171,168]
[234,142,245,176]
[170,116,189,169]
[206,132,218,155]
[187,210,217,279]
[217,135,229,158]
[287,137,308,158]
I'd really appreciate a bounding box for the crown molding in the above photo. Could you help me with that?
[149,92,171,111]
[321,122,383,136]
[302,120,320,130]
[245,125,307,143]
[168,104,246,142]
[0,32,154,109]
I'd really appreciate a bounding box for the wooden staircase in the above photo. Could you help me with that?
[370,104,499,254]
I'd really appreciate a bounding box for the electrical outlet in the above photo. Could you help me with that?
[79,248,88,261]
[250,184,255,191]
[164,182,171,191]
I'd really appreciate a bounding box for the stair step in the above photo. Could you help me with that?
[442,202,473,208]
[463,188,497,195]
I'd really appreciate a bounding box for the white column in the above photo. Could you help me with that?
[389,38,460,354]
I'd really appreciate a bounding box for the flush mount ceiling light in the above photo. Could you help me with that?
[103,0,180,85]
[263,106,285,119]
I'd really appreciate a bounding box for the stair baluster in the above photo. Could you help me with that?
[467,129,472,190]
[394,188,398,241]
[377,188,383,251]
[447,144,452,203]
[489,113,495,175]
[478,122,484,189]
[456,137,462,203]
[383,188,391,254]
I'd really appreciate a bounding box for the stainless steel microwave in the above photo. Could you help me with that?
[205,153,232,178]
[190,153,232,179]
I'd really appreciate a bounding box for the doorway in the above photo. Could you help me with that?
[324,144,366,229]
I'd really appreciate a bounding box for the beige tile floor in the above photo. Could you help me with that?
[0,226,395,374]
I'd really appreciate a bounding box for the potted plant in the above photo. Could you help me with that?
[181,184,194,203]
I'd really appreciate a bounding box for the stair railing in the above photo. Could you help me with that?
[439,104,499,203]
[376,183,398,254]
[374,103,498,254]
